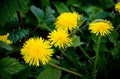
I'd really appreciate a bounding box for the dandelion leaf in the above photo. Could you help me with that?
[0,57,24,78]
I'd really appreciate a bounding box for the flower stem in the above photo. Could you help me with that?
[60,49,74,64]
[60,49,78,68]
[48,62,83,77]
[92,36,101,79]
[79,45,93,62]
[115,24,120,31]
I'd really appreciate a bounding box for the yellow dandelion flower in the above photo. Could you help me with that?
[89,19,114,36]
[48,29,72,49]
[55,12,81,31]
[115,2,120,13]
[0,33,12,44]
[21,37,54,66]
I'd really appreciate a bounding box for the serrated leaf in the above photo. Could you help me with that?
[45,7,56,24]
[53,2,69,13]
[30,5,52,31]
[0,57,24,76]
[30,5,44,24]
[37,66,61,79]
[71,35,84,47]
[8,29,29,43]
[0,41,13,51]
[0,0,25,25]
[37,59,61,79]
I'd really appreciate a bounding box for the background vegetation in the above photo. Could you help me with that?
[0,0,120,79]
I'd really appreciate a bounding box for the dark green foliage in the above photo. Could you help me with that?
[84,6,111,20]
[53,2,70,13]
[0,57,24,79]
[37,65,61,79]
[99,0,114,9]
[12,66,36,79]
[0,0,120,79]
[0,41,13,51]
[30,5,55,31]
[37,59,61,79]
[0,0,26,25]
[8,29,29,43]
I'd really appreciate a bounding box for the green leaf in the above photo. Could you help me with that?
[71,35,84,47]
[40,22,52,31]
[37,67,61,79]
[111,41,120,58]
[99,0,114,9]
[0,19,19,35]
[12,66,32,79]
[108,31,119,47]
[30,5,44,24]
[0,57,24,78]
[45,7,56,24]
[0,41,13,51]
[0,0,25,25]
[37,59,61,79]
[111,47,119,58]
[85,6,109,20]
[30,5,52,31]
[8,29,29,43]
[53,2,69,13]
[66,0,81,7]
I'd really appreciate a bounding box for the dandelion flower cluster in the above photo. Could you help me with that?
[55,12,81,31]
[89,19,114,36]
[48,29,72,48]
[21,37,54,66]
[115,2,120,13]
[0,33,12,44]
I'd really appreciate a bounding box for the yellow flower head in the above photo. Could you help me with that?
[0,33,12,44]
[115,2,120,13]
[21,37,54,66]
[55,12,81,31]
[48,29,72,49]
[89,19,114,36]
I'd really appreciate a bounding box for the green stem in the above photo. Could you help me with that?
[92,36,101,79]
[69,28,78,36]
[115,24,120,31]
[60,49,74,64]
[79,45,93,62]
[17,11,24,29]
[60,49,79,69]
[25,25,39,40]
[48,62,83,77]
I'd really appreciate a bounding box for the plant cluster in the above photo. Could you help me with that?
[0,0,120,79]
